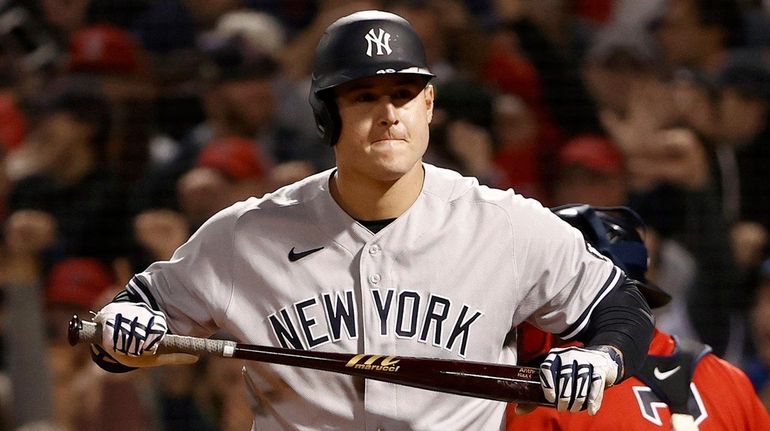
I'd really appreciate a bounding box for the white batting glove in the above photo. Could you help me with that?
[95,302,168,356]
[539,345,621,415]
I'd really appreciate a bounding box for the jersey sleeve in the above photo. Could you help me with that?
[508,197,622,337]
[127,204,240,337]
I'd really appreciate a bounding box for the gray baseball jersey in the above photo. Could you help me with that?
[127,163,620,430]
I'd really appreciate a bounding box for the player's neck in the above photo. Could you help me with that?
[331,164,424,221]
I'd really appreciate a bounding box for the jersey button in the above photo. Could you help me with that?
[368,274,381,285]
[369,244,381,255]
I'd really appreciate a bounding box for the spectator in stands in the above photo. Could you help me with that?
[712,53,770,270]
[135,24,322,213]
[583,12,753,357]
[490,93,552,201]
[651,0,745,77]
[0,209,57,428]
[644,52,770,360]
[4,89,131,265]
[582,23,661,118]
[205,9,330,169]
[427,77,553,200]
[426,78,501,185]
[177,136,269,229]
[493,0,603,136]
[594,36,740,356]
[549,134,626,207]
[64,23,156,183]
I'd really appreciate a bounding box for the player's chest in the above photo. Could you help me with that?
[236,218,518,296]
[231,225,520,358]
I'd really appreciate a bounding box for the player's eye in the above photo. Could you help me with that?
[353,92,378,103]
[393,88,417,100]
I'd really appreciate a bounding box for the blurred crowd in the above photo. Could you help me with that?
[0,0,768,429]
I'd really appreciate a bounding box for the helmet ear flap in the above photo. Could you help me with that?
[309,90,341,146]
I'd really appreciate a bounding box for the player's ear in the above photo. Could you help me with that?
[425,84,435,123]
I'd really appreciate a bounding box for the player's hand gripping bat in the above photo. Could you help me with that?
[68,315,549,406]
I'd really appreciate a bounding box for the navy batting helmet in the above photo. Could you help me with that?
[552,204,672,308]
[309,10,435,146]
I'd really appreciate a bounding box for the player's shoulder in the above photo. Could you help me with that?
[424,163,527,204]
[695,351,755,387]
[192,170,333,233]
[226,169,334,214]
[423,164,558,219]
[693,352,770,423]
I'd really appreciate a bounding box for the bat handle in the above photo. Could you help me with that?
[67,315,237,357]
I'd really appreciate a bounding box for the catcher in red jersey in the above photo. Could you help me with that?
[508,204,770,431]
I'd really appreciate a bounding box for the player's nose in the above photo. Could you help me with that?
[376,99,399,127]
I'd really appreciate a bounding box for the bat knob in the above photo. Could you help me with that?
[67,315,82,346]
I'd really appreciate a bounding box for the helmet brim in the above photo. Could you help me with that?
[313,65,434,93]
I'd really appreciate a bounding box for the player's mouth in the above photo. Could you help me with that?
[371,138,407,146]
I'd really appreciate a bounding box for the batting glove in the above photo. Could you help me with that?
[95,302,168,356]
[539,345,621,415]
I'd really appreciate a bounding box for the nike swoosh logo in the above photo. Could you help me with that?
[653,365,681,380]
[288,246,324,262]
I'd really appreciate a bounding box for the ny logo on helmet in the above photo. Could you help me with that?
[365,28,392,57]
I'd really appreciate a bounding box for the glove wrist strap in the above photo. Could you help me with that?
[590,345,624,384]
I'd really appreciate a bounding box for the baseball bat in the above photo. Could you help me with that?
[68,315,549,406]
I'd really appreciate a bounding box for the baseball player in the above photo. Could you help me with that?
[507,204,770,431]
[90,10,654,430]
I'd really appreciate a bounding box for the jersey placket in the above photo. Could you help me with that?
[358,236,400,426]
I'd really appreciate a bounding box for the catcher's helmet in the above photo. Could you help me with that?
[552,204,672,308]
[309,10,435,146]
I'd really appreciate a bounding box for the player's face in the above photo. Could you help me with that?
[333,74,434,182]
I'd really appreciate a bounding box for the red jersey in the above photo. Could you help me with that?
[507,329,770,430]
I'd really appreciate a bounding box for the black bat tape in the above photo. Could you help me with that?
[75,319,237,357]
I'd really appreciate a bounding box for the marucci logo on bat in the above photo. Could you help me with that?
[345,354,401,372]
